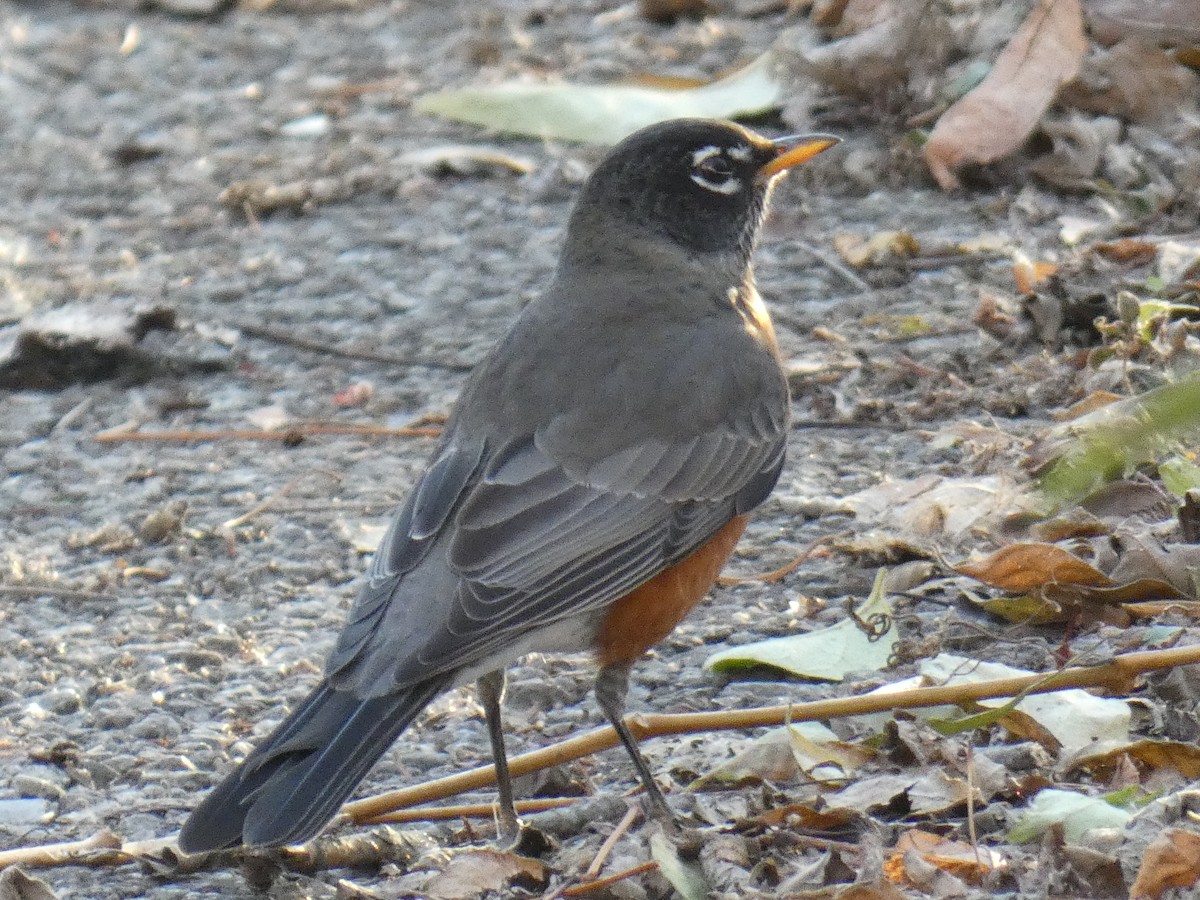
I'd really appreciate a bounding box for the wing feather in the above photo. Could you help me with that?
[332,407,785,693]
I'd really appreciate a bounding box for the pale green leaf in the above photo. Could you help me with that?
[705,570,895,681]
[1160,455,1200,497]
[649,831,708,900]
[1040,374,1200,503]
[1007,788,1131,843]
[918,654,1130,757]
[414,53,783,145]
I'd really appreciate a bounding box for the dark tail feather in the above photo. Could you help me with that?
[178,678,447,852]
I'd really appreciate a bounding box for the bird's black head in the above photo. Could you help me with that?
[562,119,838,266]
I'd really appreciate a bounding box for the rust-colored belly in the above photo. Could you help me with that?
[595,514,749,667]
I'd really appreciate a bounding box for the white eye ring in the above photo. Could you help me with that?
[690,151,741,195]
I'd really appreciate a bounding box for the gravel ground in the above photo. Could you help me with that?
[3,2,1200,898]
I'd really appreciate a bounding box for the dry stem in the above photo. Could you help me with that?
[345,643,1200,823]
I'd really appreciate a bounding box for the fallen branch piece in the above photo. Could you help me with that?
[94,422,442,444]
[344,643,1200,823]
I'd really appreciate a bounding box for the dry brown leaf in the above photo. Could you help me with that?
[1124,599,1200,618]
[790,729,876,778]
[1012,255,1059,294]
[991,707,1064,753]
[832,230,920,267]
[1052,391,1123,422]
[753,802,858,829]
[954,542,1114,593]
[1072,740,1200,780]
[1080,578,1186,604]
[1065,37,1200,124]
[1030,510,1110,542]
[1178,46,1200,68]
[1109,539,1200,599]
[1129,828,1200,900]
[1090,238,1159,267]
[885,829,1006,886]
[795,1,949,98]
[1087,0,1200,47]
[422,850,547,900]
[924,0,1086,189]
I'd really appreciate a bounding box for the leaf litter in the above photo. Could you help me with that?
[6,0,1200,898]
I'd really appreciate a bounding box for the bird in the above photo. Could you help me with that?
[177,118,839,853]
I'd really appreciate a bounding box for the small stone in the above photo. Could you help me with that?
[280,113,331,139]
[139,500,188,543]
[132,712,183,740]
[12,774,66,802]
[0,797,53,825]
[39,687,83,715]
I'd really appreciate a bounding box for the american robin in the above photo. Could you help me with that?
[178,118,838,852]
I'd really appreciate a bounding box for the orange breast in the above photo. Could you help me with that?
[595,514,749,667]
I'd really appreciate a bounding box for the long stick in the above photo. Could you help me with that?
[4,643,1199,872]
[343,643,1200,823]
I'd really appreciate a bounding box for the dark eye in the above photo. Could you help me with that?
[696,155,733,180]
[690,152,741,194]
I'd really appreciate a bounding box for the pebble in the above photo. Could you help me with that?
[38,687,82,715]
[12,774,66,802]
[0,797,53,825]
[132,712,184,741]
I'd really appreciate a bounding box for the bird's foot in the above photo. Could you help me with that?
[497,819,552,857]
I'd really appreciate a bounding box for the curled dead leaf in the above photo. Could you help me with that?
[885,829,1006,886]
[954,542,1114,593]
[1090,238,1159,267]
[1012,253,1058,294]
[1072,739,1200,780]
[924,0,1086,189]
[832,230,920,267]
[1129,828,1200,900]
[422,849,547,900]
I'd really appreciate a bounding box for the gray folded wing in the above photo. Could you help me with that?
[327,398,785,696]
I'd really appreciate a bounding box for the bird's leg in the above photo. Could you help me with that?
[476,669,522,846]
[593,662,674,824]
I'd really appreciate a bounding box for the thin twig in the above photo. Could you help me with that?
[792,241,870,292]
[0,831,123,870]
[0,584,119,603]
[342,643,1200,823]
[222,477,304,531]
[718,534,840,586]
[558,860,659,897]
[359,796,580,825]
[9,644,1200,874]
[585,804,641,878]
[231,320,474,371]
[94,422,442,444]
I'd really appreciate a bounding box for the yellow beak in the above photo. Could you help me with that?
[757,134,841,179]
